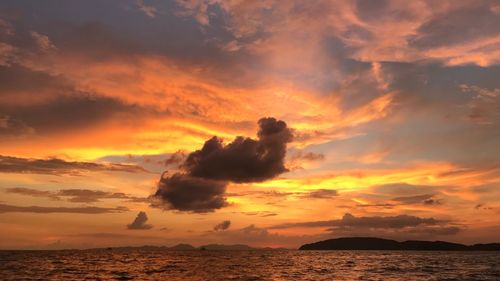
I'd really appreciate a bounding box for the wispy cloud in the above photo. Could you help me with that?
[4,187,149,203]
[0,155,148,175]
[270,213,445,230]
[136,0,158,18]
[213,220,231,231]
[0,204,128,214]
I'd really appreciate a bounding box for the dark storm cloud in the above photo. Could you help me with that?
[153,173,228,213]
[213,220,231,231]
[184,117,293,182]
[0,155,148,175]
[0,203,128,214]
[127,211,153,230]
[270,213,443,230]
[4,187,148,203]
[152,118,293,213]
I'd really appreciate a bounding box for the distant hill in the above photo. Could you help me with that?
[198,244,255,251]
[469,243,500,251]
[89,243,279,251]
[169,243,196,250]
[299,237,500,251]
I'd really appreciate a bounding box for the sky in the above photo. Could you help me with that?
[0,0,499,250]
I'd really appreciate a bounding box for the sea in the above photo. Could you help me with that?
[1,249,499,280]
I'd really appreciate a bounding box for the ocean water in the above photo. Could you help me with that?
[1,249,499,280]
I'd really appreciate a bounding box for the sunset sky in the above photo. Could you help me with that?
[0,0,499,250]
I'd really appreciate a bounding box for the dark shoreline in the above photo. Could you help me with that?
[299,237,500,251]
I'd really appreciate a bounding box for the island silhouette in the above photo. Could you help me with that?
[299,237,500,251]
[87,243,280,251]
[72,238,500,252]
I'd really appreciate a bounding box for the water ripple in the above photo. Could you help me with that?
[0,250,499,280]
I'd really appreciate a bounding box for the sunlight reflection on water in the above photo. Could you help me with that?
[1,249,499,280]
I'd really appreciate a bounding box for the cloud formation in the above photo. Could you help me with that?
[153,117,292,212]
[271,213,443,230]
[267,213,462,240]
[184,118,292,182]
[3,187,60,200]
[0,91,151,138]
[4,187,148,203]
[392,194,435,204]
[57,189,128,203]
[0,203,128,214]
[136,0,158,18]
[289,151,325,163]
[213,220,231,231]
[127,211,153,230]
[154,173,228,212]
[0,115,34,138]
[0,155,147,175]
[301,189,338,199]
[287,150,325,170]
[164,150,187,168]
[176,0,500,67]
